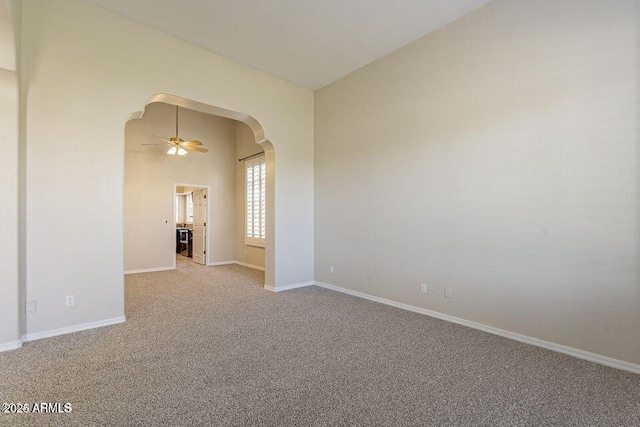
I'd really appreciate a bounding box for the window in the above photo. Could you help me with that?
[175,193,194,224]
[186,193,194,223]
[245,156,266,247]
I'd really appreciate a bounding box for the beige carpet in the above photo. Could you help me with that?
[176,253,193,269]
[1,260,639,426]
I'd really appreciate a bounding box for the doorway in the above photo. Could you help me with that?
[125,94,275,287]
[174,184,209,266]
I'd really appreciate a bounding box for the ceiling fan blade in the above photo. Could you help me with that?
[152,135,173,144]
[183,146,208,153]
[183,140,203,146]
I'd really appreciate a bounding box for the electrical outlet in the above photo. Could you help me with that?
[329,265,334,274]
[444,288,452,299]
[26,300,37,314]
[65,295,75,307]
[420,283,427,294]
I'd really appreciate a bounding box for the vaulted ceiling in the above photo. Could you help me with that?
[86,0,492,90]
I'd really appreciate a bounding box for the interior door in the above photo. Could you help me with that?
[192,188,207,265]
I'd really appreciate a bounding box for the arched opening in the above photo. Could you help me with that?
[124,94,275,287]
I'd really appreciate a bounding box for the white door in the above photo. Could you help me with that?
[192,188,207,265]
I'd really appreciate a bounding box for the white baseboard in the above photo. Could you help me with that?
[234,261,265,271]
[207,260,265,271]
[207,261,235,267]
[129,261,266,272]
[313,281,640,374]
[21,316,127,343]
[125,266,175,275]
[264,281,314,292]
[0,339,23,353]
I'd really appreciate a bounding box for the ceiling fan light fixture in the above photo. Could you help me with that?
[150,106,207,156]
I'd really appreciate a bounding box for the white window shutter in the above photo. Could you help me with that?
[246,155,266,247]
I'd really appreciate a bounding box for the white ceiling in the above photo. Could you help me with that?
[85,0,492,90]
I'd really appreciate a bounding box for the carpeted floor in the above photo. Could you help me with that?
[1,260,639,426]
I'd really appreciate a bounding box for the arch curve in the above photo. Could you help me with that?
[127,93,266,144]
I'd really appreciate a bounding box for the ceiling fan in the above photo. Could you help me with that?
[143,105,208,156]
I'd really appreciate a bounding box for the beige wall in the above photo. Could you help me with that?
[0,0,19,348]
[315,0,640,365]
[125,103,236,271]
[235,121,266,269]
[12,0,313,340]
[0,4,15,70]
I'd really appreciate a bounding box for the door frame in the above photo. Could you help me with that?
[173,183,211,269]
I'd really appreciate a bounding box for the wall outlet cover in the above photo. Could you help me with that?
[26,300,37,314]
[444,288,452,299]
[420,283,427,293]
[65,295,75,307]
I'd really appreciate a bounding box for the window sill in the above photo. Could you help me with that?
[246,243,265,249]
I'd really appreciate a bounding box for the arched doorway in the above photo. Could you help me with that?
[125,94,275,287]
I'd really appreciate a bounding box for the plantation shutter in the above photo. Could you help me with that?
[246,155,266,246]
